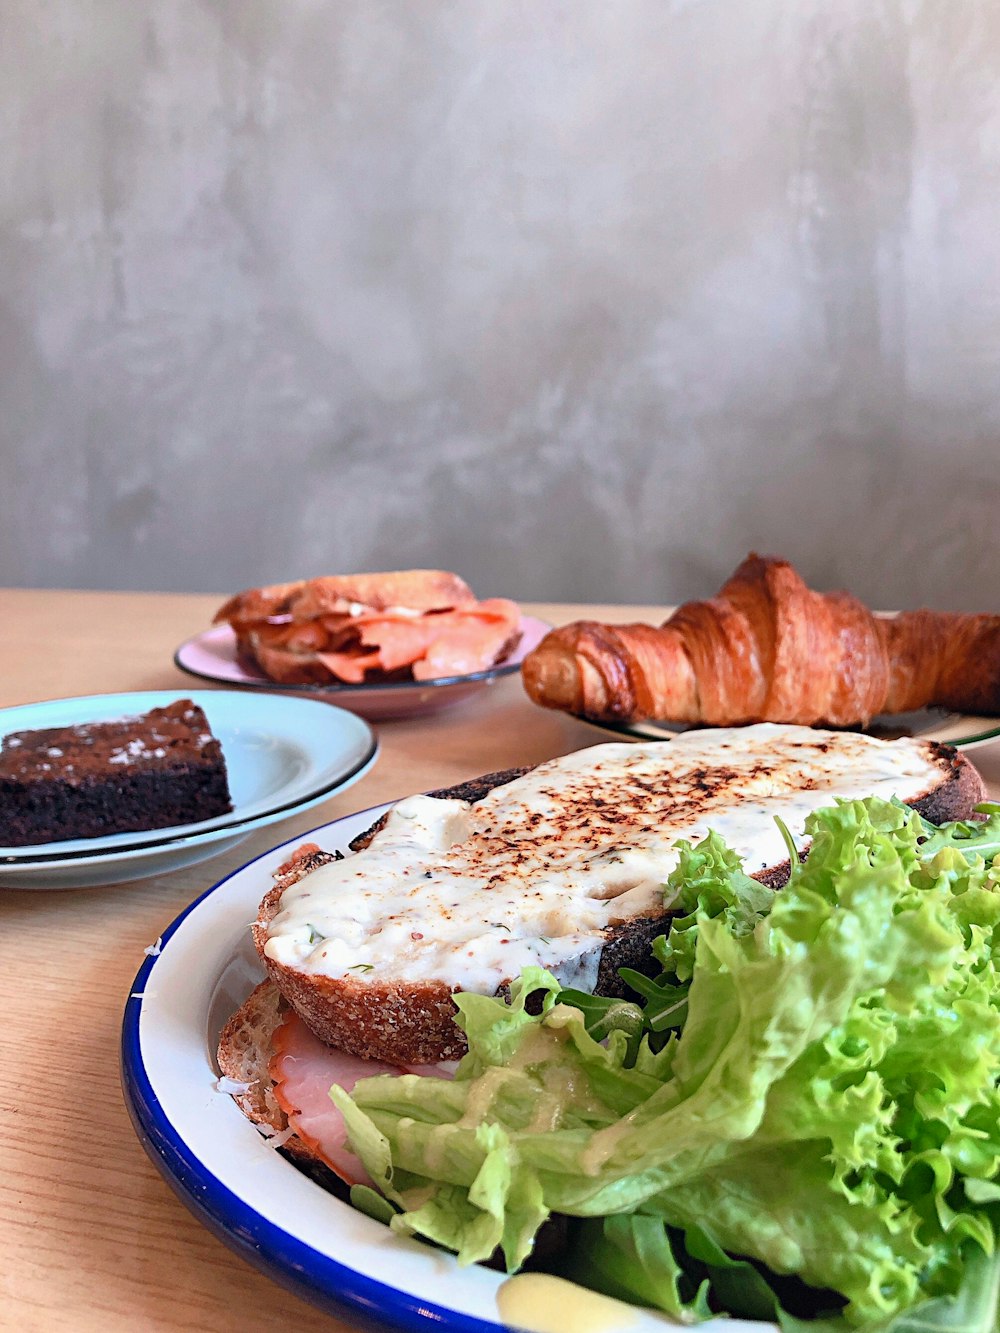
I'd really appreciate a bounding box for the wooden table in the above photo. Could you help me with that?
[0,590,662,1333]
[4,590,1000,1332]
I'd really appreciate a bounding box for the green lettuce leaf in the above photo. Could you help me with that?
[561,1214,714,1324]
[334,796,1000,1327]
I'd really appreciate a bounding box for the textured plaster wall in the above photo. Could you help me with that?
[2,1,999,610]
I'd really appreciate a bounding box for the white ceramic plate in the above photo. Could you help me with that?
[121,808,746,1333]
[0,691,377,889]
[174,617,552,721]
[589,710,1000,748]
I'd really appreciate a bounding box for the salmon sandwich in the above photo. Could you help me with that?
[214,569,522,686]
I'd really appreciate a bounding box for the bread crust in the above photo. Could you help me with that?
[253,853,468,1063]
[252,774,539,1062]
[906,740,985,823]
[214,570,475,629]
[217,979,357,1196]
[216,979,324,1162]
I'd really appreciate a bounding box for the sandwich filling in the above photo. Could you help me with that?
[261,724,950,993]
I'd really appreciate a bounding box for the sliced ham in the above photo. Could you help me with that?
[268,1009,455,1185]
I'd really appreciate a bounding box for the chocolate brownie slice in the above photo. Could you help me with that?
[0,699,233,847]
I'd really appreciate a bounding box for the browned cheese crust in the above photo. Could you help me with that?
[253,744,984,1065]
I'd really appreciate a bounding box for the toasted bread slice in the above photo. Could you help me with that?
[252,775,533,1064]
[216,979,311,1154]
[215,570,475,631]
[254,869,472,1063]
[218,980,362,1196]
[213,580,307,630]
[251,733,985,1066]
[291,570,475,620]
[239,636,341,686]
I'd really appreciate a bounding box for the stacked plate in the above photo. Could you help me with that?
[0,689,377,889]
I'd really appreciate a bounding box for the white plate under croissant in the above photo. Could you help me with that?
[521,554,1000,748]
[589,709,1000,749]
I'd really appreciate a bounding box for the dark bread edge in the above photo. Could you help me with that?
[909,741,985,823]
[596,743,984,995]
[595,859,792,997]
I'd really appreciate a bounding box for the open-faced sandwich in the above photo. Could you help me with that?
[214,569,522,686]
[217,724,1000,1328]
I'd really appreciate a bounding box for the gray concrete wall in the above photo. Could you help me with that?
[2,1,998,611]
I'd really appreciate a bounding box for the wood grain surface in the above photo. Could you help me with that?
[3,590,999,1333]
[0,590,666,1333]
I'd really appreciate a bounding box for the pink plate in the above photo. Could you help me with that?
[173,616,551,721]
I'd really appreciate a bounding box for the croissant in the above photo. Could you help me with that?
[521,554,1000,727]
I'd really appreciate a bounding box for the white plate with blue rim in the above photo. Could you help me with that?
[0,690,377,889]
[120,808,746,1333]
[588,710,1000,748]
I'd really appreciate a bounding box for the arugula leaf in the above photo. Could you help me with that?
[554,989,647,1063]
[558,830,778,1059]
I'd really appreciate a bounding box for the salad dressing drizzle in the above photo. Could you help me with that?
[497,1273,642,1332]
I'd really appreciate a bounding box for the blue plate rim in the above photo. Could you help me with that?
[0,689,378,865]
[119,811,511,1333]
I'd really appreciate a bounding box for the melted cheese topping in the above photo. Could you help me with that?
[261,724,945,993]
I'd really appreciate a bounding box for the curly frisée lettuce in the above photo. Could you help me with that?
[331,797,1000,1330]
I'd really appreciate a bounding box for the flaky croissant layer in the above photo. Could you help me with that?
[521,554,1000,727]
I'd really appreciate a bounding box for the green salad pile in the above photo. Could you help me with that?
[334,797,1000,1331]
